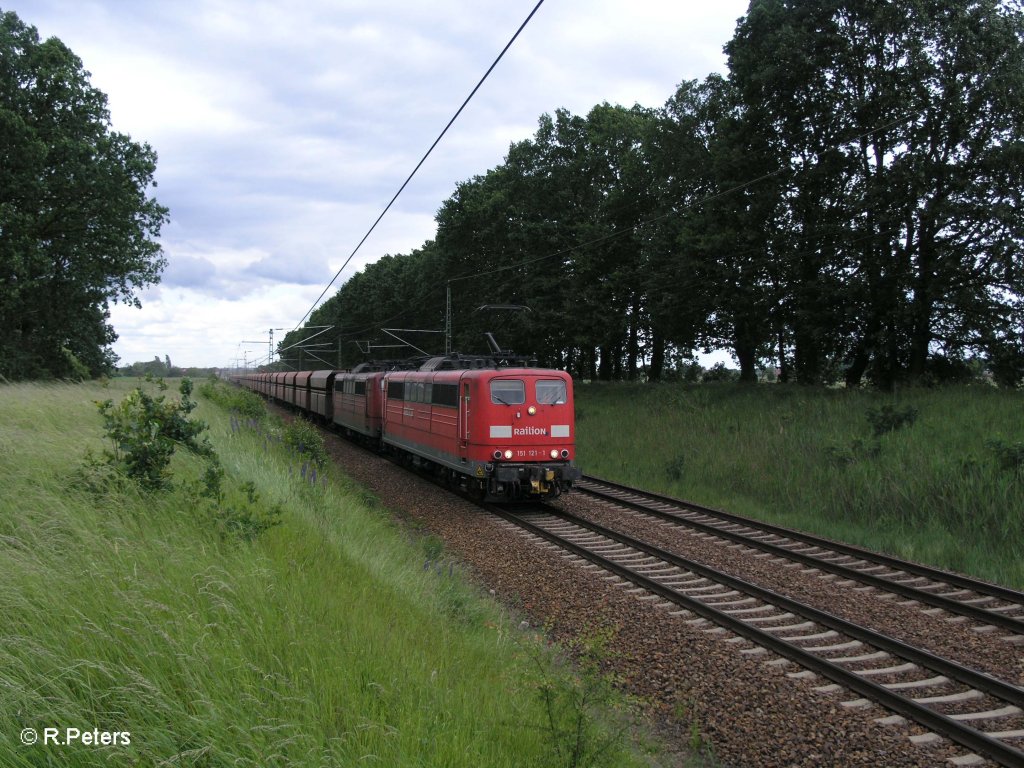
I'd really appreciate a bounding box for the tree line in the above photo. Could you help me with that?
[115,355,221,380]
[285,0,1024,388]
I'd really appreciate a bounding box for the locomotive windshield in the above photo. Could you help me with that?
[536,379,567,405]
[490,379,525,405]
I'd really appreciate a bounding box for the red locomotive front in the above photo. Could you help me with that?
[382,364,580,500]
[465,368,580,499]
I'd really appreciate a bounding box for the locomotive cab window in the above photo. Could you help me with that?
[490,379,525,405]
[536,379,567,405]
[432,383,458,407]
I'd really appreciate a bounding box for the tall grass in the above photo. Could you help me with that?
[0,379,650,767]
[575,383,1024,589]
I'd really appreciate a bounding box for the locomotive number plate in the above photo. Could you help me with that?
[514,449,543,459]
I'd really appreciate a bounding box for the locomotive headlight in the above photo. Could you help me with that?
[528,406,537,416]
[503,449,513,460]
[550,449,559,459]
[561,449,570,459]
[493,450,503,460]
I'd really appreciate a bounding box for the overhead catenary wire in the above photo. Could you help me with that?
[291,0,547,332]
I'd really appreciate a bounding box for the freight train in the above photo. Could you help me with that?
[232,353,581,501]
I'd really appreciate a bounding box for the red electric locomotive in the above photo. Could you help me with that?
[332,363,390,439]
[381,359,579,499]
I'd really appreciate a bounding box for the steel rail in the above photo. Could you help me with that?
[577,475,1024,635]
[539,506,1024,706]
[488,503,1024,767]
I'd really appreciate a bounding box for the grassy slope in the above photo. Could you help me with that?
[0,379,649,767]
[575,383,1024,590]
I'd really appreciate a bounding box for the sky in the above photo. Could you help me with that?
[14,0,750,369]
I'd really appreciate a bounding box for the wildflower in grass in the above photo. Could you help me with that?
[282,418,327,467]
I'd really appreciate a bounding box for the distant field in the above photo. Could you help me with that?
[0,378,651,768]
[574,383,1024,590]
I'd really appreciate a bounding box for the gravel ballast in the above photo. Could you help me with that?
[565,494,1024,687]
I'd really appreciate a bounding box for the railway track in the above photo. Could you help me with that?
[486,502,1024,767]
[576,475,1024,640]
[292,405,1019,765]
[286,397,1024,764]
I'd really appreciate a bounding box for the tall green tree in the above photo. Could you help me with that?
[578,103,658,380]
[0,10,167,379]
[727,0,1024,387]
[652,75,785,383]
[435,106,661,377]
[434,157,558,362]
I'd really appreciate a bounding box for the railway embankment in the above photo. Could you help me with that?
[0,378,659,768]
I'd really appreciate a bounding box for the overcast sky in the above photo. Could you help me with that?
[15,0,749,369]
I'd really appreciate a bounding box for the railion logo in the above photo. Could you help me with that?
[513,426,547,436]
